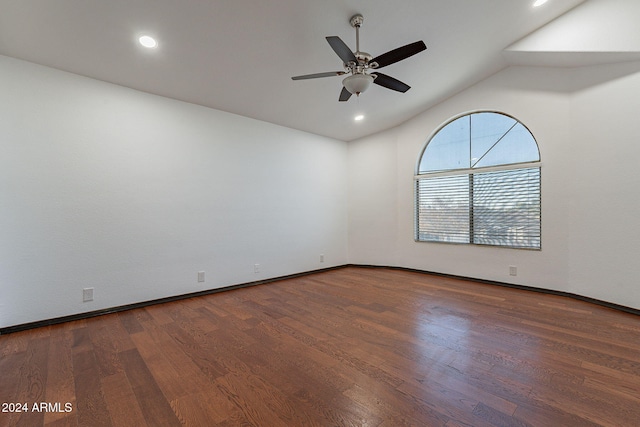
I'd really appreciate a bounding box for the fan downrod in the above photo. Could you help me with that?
[348,14,372,65]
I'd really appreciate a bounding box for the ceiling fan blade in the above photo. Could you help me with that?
[370,41,427,69]
[371,72,411,93]
[291,71,346,80]
[326,36,357,64]
[339,86,352,102]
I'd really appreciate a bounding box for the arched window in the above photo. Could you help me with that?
[415,111,541,249]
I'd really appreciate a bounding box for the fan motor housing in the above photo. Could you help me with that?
[355,51,372,63]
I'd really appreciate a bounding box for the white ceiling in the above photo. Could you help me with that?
[0,0,592,141]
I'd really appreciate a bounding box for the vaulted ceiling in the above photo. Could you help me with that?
[2,0,638,141]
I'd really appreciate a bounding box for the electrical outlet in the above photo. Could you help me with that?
[320,254,325,263]
[509,266,518,276]
[254,264,260,273]
[83,287,94,302]
[197,271,205,282]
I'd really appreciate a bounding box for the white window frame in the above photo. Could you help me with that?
[415,111,541,250]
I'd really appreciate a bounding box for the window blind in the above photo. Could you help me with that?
[416,167,541,249]
[416,174,470,244]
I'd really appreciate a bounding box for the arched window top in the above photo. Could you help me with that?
[418,111,539,174]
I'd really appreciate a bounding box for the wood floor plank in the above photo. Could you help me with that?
[87,323,123,379]
[2,266,640,426]
[170,392,227,426]
[13,337,50,427]
[472,402,532,427]
[118,349,181,427]
[72,350,112,427]
[100,372,148,427]
[140,325,217,398]
[0,357,24,427]
[0,347,24,403]
[117,311,144,335]
[43,414,78,427]
[580,360,640,400]
[43,324,76,426]
[0,330,28,357]
[128,331,190,402]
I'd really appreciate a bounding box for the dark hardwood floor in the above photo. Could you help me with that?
[1,266,639,426]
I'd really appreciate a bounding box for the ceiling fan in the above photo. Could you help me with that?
[291,14,427,102]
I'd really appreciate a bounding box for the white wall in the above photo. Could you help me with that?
[566,61,640,306]
[0,55,348,328]
[4,53,640,330]
[348,62,640,310]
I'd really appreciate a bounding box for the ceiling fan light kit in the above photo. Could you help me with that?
[343,73,374,95]
[292,14,427,102]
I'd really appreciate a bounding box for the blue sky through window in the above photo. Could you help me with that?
[419,112,539,173]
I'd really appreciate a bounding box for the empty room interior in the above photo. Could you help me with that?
[1,0,640,426]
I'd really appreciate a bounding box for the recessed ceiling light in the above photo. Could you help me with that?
[533,0,548,7]
[139,35,158,49]
[354,114,365,121]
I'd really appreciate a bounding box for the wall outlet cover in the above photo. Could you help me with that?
[83,287,94,302]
